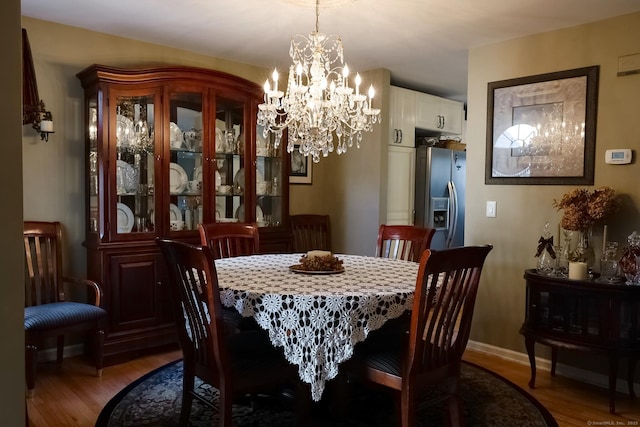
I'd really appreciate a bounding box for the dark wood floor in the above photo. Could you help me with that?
[26,348,639,426]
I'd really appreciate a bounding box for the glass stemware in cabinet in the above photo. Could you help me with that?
[115,96,155,234]
[256,123,283,228]
[167,91,203,231]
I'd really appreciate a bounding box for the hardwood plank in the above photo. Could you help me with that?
[26,349,639,426]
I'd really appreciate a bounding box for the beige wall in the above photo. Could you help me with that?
[289,68,391,256]
[2,1,25,425]
[466,12,640,374]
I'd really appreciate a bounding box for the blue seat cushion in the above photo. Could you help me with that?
[25,302,106,331]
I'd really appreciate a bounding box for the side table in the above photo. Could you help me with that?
[521,269,639,413]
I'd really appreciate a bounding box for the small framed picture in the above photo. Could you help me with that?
[289,145,312,184]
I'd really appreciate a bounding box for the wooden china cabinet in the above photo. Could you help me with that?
[77,65,291,363]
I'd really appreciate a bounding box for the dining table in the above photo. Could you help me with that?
[214,253,419,401]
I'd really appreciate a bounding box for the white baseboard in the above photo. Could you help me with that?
[466,340,639,395]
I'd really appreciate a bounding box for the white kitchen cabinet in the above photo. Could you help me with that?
[389,86,416,147]
[386,145,415,225]
[415,92,463,135]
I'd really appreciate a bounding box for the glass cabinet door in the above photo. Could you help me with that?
[256,124,283,228]
[215,96,246,223]
[88,98,99,234]
[113,92,157,236]
[168,92,204,232]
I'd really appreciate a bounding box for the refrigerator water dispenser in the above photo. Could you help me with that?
[430,197,449,230]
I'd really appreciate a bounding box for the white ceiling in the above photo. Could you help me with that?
[21,0,640,102]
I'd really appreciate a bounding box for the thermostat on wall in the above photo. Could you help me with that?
[605,149,632,164]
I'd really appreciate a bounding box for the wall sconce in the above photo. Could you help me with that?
[22,28,54,142]
[25,100,54,142]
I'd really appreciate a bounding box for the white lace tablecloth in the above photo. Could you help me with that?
[214,253,419,401]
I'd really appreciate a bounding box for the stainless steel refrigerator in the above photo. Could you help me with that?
[415,146,466,250]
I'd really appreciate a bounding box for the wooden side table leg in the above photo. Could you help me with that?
[525,336,537,388]
[551,347,558,377]
[609,354,618,414]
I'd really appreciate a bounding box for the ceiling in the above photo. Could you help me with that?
[21,0,640,102]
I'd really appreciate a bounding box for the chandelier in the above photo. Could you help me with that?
[257,0,381,163]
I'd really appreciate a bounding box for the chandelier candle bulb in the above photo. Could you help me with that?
[272,69,278,92]
[368,85,375,108]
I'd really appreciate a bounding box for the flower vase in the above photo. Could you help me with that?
[571,228,595,270]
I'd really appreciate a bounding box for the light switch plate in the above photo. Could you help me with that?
[486,201,497,218]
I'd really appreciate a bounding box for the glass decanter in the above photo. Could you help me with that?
[535,222,556,276]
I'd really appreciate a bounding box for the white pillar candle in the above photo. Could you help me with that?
[568,262,588,280]
[307,250,331,258]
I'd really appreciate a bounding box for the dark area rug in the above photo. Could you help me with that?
[96,359,557,426]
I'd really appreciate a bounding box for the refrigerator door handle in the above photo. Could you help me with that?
[446,180,458,248]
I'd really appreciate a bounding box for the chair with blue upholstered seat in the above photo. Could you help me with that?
[23,221,106,396]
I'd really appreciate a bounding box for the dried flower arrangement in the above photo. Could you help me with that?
[553,186,618,231]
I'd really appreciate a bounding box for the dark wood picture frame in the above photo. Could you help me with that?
[289,144,312,184]
[485,66,599,185]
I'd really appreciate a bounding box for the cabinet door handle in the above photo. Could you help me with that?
[393,129,398,144]
[441,116,445,129]
[398,129,403,144]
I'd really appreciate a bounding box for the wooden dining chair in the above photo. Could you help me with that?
[156,239,307,426]
[346,245,493,427]
[23,221,106,396]
[198,222,260,259]
[290,214,331,252]
[376,224,435,262]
